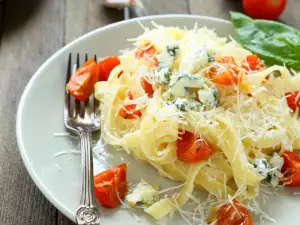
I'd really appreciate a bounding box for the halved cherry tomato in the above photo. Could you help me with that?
[281,151,300,186]
[141,78,154,98]
[118,91,142,119]
[217,56,237,65]
[242,55,264,71]
[176,130,212,164]
[98,56,120,81]
[216,199,254,225]
[208,68,237,85]
[67,58,98,101]
[207,57,240,85]
[285,91,300,113]
[243,0,287,20]
[135,42,158,67]
[94,164,127,208]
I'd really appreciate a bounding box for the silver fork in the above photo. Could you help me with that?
[64,53,101,225]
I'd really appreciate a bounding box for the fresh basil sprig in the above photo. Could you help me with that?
[230,12,300,70]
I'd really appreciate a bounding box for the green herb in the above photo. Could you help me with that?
[230,12,300,70]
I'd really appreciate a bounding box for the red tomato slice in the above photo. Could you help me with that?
[207,57,240,85]
[243,0,287,20]
[217,56,237,65]
[216,199,254,225]
[281,151,300,186]
[285,91,300,114]
[94,164,127,208]
[135,42,158,67]
[67,58,98,101]
[141,78,154,98]
[98,56,120,81]
[176,130,212,164]
[118,91,142,119]
[242,55,264,71]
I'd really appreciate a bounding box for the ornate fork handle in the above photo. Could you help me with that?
[75,131,101,225]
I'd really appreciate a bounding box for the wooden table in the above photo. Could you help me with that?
[0,0,299,224]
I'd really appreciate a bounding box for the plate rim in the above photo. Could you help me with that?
[15,14,231,222]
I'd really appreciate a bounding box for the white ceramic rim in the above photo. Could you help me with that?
[16,14,231,221]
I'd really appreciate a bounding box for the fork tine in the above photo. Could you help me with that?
[74,54,81,117]
[79,54,89,118]
[90,54,98,118]
[66,53,72,84]
[64,53,72,120]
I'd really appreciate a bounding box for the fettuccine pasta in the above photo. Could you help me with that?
[94,24,300,221]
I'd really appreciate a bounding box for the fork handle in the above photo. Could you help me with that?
[76,131,101,225]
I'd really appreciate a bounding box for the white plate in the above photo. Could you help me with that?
[16,15,300,225]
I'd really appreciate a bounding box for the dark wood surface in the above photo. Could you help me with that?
[0,0,298,224]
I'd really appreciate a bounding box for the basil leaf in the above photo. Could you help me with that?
[230,12,300,70]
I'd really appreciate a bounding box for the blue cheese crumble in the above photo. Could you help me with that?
[197,86,219,108]
[168,73,204,97]
[252,153,284,187]
[126,180,158,206]
[179,46,209,74]
[172,98,203,112]
[157,44,179,68]
[253,158,269,178]
[154,66,170,85]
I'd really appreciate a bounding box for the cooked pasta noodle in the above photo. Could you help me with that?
[94,25,300,220]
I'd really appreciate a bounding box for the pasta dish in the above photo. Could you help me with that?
[67,23,300,224]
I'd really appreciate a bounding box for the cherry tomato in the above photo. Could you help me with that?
[94,164,127,208]
[243,0,287,20]
[216,199,254,225]
[176,130,212,164]
[217,56,237,65]
[207,57,239,85]
[135,42,158,67]
[285,91,300,113]
[141,78,154,98]
[242,55,264,71]
[118,91,142,119]
[281,151,300,186]
[67,58,98,101]
[98,56,120,81]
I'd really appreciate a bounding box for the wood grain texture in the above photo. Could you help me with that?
[188,0,243,19]
[0,0,64,224]
[65,0,123,44]
[137,0,189,16]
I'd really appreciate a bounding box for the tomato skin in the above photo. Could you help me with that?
[281,151,300,186]
[285,91,300,113]
[118,91,143,119]
[135,42,158,67]
[207,57,239,85]
[176,130,212,164]
[67,58,98,101]
[242,55,264,71]
[98,56,120,81]
[94,164,127,208]
[243,0,287,20]
[217,56,237,65]
[141,78,154,98]
[216,199,254,225]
